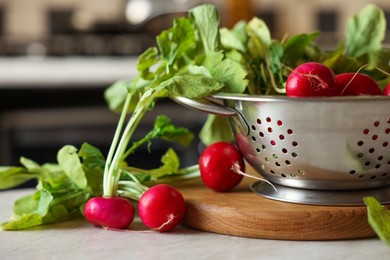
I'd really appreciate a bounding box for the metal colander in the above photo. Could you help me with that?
[173,93,390,205]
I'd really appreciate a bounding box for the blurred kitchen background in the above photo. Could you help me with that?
[0,0,389,183]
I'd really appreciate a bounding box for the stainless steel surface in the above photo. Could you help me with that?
[174,93,390,204]
[172,96,237,116]
[250,181,390,205]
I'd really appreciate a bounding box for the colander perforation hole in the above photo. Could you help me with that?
[250,116,300,179]
[349,118,390,181]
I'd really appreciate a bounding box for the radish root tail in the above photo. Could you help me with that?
[231,162,277,192]
[153,214,176,232]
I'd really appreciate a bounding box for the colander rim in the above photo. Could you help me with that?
[212,92,390,103]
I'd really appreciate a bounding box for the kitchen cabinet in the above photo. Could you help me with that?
[0,57,205,178]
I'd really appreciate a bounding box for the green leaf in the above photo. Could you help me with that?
[151,115,194,147]
[345,4,386,57]
[282,32,320,64]
[14,189,52,216]
[246,17,272,59]
[78,143,104,196]
[364,196,390,247]
[220,21,248,53]
[199,115,233,145]
[104,79,132,113]
[203,51,248,94]
[1,189,90,230]
[125,148,181,179]
[1,214,43,230]
[0,166,37,190]
[123,115,194,160]
[20,157,41,171]
[57,145,88,190]
[137,47,160,79]
[1,189,54,230]
[157,17,196,66]
[78,143,105,170]
[323,52,361,75]
[161,74,224,98]
[189,4,221,53]
[367,48,390,80]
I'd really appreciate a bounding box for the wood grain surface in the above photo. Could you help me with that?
[179,177,385,241]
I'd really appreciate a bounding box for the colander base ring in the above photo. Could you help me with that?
[250,181,390,206]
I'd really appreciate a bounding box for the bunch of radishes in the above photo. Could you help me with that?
[83,142,244,232]
[286,62,390,97]
[84,183,186,232]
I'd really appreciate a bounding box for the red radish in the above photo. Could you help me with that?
[335,73,382,96]
[138,184,186,232]
[383,83,390,96]
[84,196,135,229]
[199,142,245,192]
[286,62,337,97]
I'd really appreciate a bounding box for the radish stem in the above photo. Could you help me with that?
[103,92,133,196]
[103,89,156,197]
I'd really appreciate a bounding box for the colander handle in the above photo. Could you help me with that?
[171,96,250,135]
[171,96,237,116]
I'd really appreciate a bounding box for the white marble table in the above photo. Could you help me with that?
[0,188,389,260]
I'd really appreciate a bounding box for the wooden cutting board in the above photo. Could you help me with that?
[179,177,386,241]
